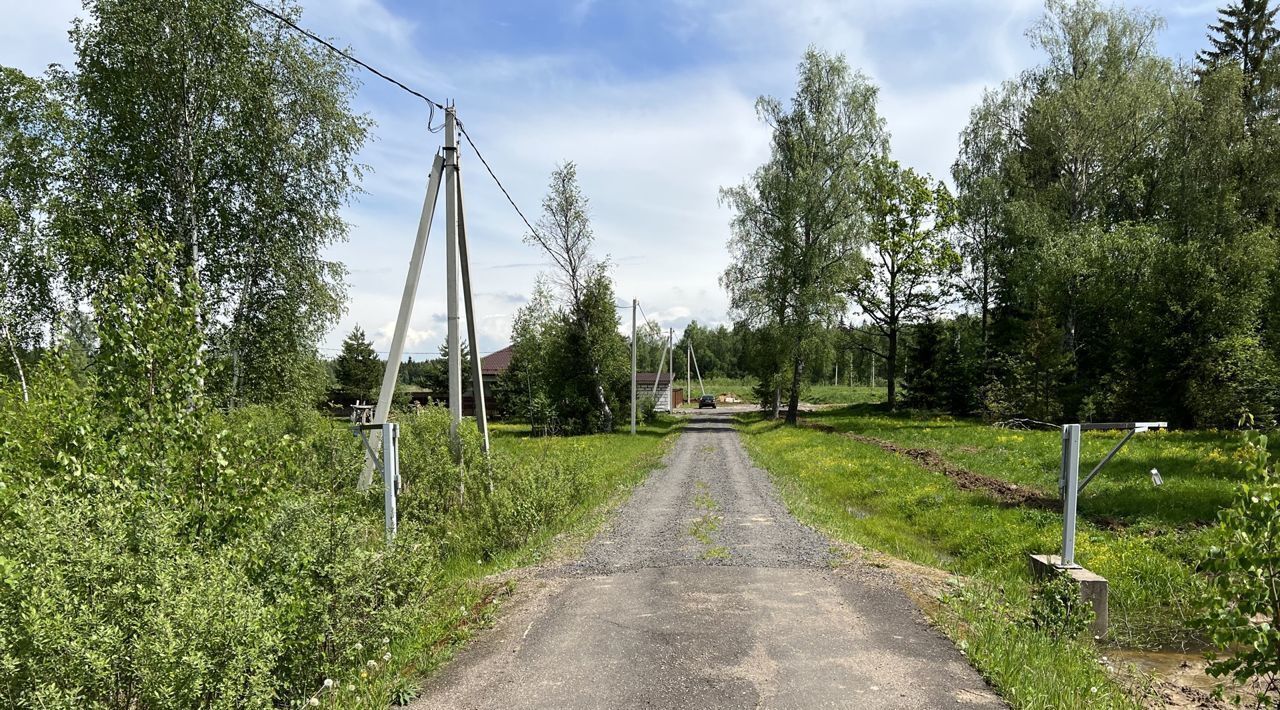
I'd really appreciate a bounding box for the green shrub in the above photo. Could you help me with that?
[1028,573,1094,640]
[1200,432,1280,705]
[639,395,658,423]
[0,236,440,706]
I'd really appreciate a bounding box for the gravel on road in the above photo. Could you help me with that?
[412,412,1003,709]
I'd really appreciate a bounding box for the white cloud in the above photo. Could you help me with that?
[0,0,1219,361]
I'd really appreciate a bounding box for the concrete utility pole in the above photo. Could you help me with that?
[455,162,489,455]
[445,106,462,453]
[870,356,876,388]
[631,299,637,435]
[686,340,691,408]
[668,328,673,393]
[362,153,444,491]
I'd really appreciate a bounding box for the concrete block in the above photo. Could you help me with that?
[1028,554,1109,637]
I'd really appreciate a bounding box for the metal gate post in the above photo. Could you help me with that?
[383,421,399,543]
[1059,424,1081,567]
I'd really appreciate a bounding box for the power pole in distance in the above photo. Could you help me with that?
[631,299,637,434]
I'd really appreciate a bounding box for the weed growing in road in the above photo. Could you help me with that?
[689,481,729,560]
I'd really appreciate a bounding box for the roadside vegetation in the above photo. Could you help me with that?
[679,377,886,407]
[0,235,682,707]
[738,400,1280,707]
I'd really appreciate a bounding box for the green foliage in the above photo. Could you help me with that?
[921,0,1280,427]
[0,234,681,706]
[721,48,887,424]
[638,395,658,424]
[332,325,382,401]
[1028,573,1094,640]
[674,321,745,380]
[8,0,371,407]
[510,165,630,434]
[1198,0,1280,121]
[502,275,629,435]
[0,67,68,382]
[903,316,983,414]
[1200,432,1280,705]
[944,581,1134,709]
[400,340,471,393]
[848,157,958,410]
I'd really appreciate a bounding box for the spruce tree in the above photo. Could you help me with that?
[333,326,382,400]
[1198,0,1280,119]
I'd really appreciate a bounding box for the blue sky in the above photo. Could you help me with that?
[3,0,1224,360]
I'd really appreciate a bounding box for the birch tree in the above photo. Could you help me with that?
[847,158,957,410]
[721,48,886,424]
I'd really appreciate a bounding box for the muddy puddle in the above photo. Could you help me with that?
[1109,648,1218,693]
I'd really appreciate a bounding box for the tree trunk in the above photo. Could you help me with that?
[772,384,781,419]
[3,322,28,403]
[887,327,898,410]
[785,353,803,425]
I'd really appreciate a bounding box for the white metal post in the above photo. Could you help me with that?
[361,152,445,490]
[1060,423,1081,567]
[445,107,462,454]
[686,340,691,409]
[383,421,399,543]
[630,299,637,435]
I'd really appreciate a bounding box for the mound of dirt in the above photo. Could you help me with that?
[797,420,1057,509]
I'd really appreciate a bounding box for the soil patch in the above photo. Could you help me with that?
[798,420,1057,509]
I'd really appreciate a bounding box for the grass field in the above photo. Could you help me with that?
[677,376,887,406]
[737,404,1252,708]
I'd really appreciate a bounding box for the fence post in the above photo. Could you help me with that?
[383,421,398,544]
[1059,423,1081,567]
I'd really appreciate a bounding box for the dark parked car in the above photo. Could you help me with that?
[698,394,717,409]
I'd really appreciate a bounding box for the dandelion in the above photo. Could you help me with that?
[308,699,320,707]
[383,652,392,661]
[347,685,356,693]
[367,659,378,669]
[354,642,363,652]
[381,637,390,645]
[323,679,334,688]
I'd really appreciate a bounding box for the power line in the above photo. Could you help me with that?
[636,302,660,337]
[244,0,445,131]
[455,119,543,241]
[243,0,543,233]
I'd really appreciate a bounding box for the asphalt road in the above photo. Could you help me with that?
[413,411,1002,709]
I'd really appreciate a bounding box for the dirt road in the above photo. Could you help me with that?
[413,412,1001,709]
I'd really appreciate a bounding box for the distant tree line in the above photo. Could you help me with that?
[719,0,1280,428]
